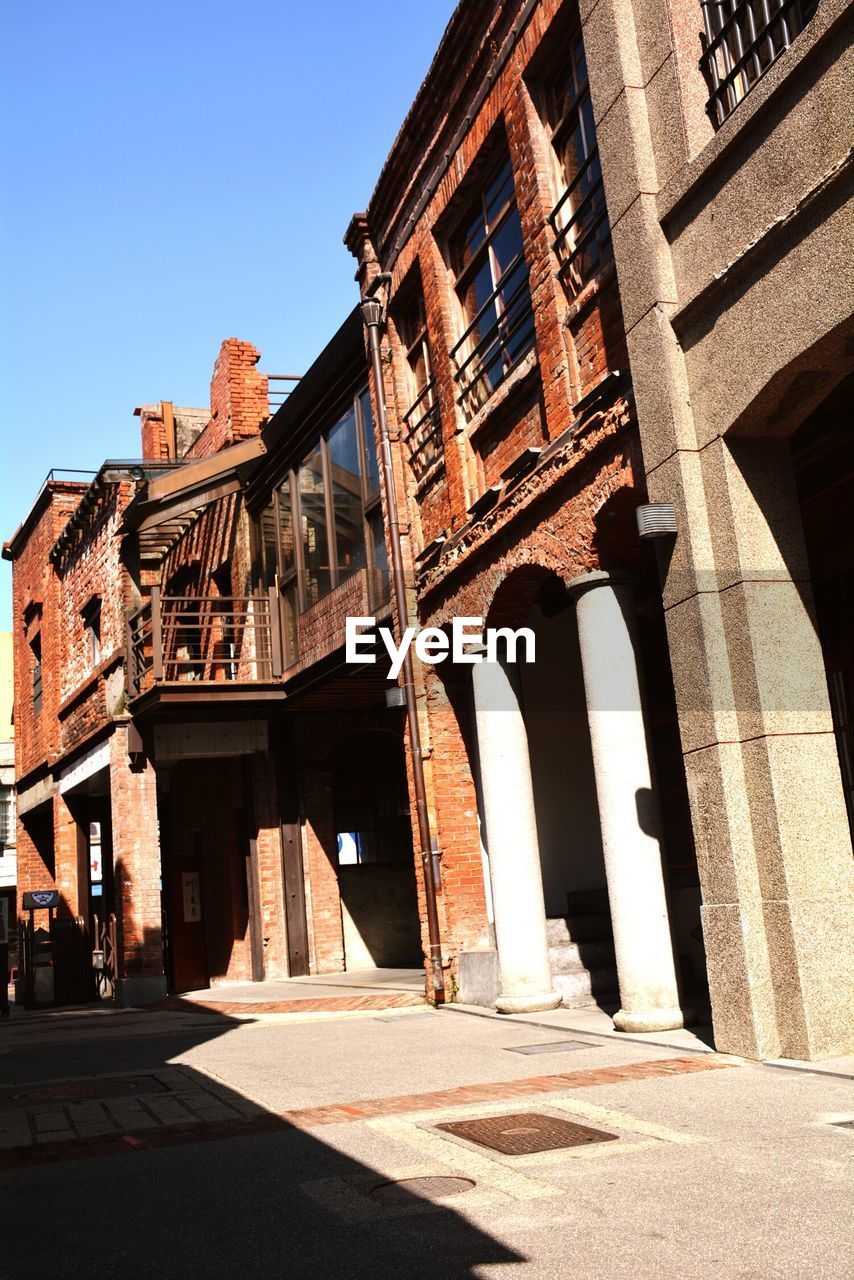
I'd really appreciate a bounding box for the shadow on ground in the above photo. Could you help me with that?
[2,1005,525,1280]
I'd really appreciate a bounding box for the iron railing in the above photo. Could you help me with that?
[126,588,282,696]
[450,253,536,416]
[402,378,444,485]
[548,147,612,293]
[266,374,301,411]
[700,0,817,127]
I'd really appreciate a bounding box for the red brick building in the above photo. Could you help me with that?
[6,0,852,1058]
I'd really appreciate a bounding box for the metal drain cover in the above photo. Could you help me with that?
[12,1075,167,1103]
[370,1176,475,1202]
[437,1111,618,1155]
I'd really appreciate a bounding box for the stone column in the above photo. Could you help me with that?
[569,571,683,1033]
[471,656,561,1014]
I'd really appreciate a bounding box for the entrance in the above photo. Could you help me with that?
[791,373,854,838]
[331,732,422,969]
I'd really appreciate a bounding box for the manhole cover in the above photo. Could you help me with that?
[437,1111,618,1155]
[13,1075,167,1103]
[506,1040,591,1055]
[370,1176,475,1202]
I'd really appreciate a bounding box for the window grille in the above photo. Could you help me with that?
[700,0,818,127]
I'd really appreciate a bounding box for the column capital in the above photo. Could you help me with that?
[566,569,638,600]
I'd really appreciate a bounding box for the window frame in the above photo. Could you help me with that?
[445,150,536,416]
[535,25,612,294]
[31,631,43,716]
[395,282,445,486]
[256,383,388,667]
[82,596,102,671]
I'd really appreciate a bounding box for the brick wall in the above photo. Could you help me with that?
[185,339,269,461]
[344,0,649,974]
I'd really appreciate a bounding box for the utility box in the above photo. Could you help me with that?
[32,927,55,1005]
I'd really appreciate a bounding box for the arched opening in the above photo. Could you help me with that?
[331,731,422,970]
[791,371,854,837]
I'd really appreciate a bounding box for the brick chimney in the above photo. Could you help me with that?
[186,339,268,459]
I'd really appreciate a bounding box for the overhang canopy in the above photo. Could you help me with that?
[121,436,267,561]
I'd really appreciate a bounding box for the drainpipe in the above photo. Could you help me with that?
[359,280,446,1005]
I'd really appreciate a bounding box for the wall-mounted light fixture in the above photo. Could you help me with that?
[636,502,677,540]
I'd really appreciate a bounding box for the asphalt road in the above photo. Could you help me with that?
[2,1006,852,1279]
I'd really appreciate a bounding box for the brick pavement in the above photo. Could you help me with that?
[148,992,427,1016]
[0,1054,739,1170]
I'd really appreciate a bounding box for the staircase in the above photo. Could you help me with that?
[548,888,620,1009]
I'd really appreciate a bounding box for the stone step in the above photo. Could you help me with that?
[546,914,613,946]
[548,940,615,974]
[552,966,620,1009]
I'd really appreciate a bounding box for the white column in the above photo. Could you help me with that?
[569,570,683,1033]
[472,657,561,1014]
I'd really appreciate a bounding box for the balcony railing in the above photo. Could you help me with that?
[127,588,282,698]
[266,374,301,411]
[548,148,612,293]
[450,254,536,416]
[402,379,444,485]
[700,0,817,127]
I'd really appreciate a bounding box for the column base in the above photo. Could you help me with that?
[613,1007,684,1033]
[496,990,562,1015]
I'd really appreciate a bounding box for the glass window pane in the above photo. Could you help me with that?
[258,502,278,587]
[368,508,389,605]
[360,388,380,500]
[483,159,514,229]
[328,406,367,582]
[282,579,299,667]
[276,482,296,575]
[298,444,331,604]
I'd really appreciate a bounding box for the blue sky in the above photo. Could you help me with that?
[0,0,456,628]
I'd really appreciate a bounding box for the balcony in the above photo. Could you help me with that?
[700,0,818,128]
[127,588,285,708]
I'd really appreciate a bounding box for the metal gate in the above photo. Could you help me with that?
[16,912,97,1009]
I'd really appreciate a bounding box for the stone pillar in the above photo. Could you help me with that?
[109,724,166,1006]
[471,657,561,1014]
[569,571,683,1033]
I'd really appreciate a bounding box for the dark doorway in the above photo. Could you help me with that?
[331,732,422,969]
[791,373,854,839]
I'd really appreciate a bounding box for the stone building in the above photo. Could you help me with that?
[345,0,853,1060]
[4,0,851,1059]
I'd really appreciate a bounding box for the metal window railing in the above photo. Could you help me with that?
[548,147,612,292]
[403,378,444,485]
[450,254,536,415]
[700,0,818,127]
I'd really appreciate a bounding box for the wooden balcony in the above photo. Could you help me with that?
[126,587,287,713]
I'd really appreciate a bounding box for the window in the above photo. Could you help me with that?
[700,0,818,127]
[298,441,332,605]
[31,632,42,716]
[397,285,444,485]
[82,597,102,670]
[540,30,611,294]
[0,787,14,847]
[333,733,414,867]
[255,383,389,664]
[448,153,536,417]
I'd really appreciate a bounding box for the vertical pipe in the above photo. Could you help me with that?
[360,288,446,1003]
